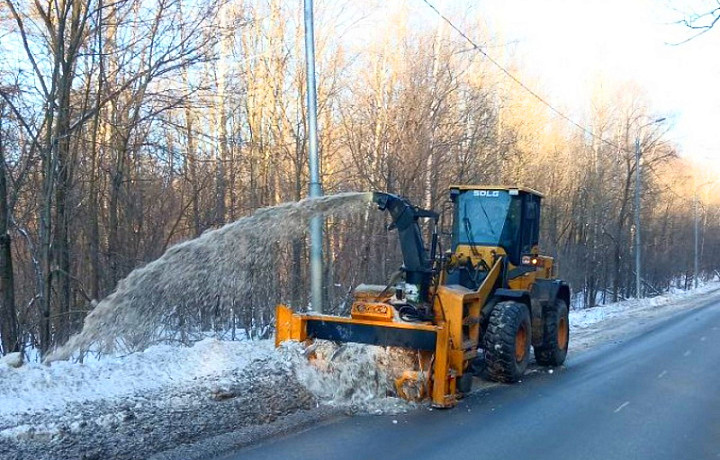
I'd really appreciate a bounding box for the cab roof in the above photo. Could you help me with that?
[449,185,544,198]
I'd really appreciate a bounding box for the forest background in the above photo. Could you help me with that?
[0,0,718,356]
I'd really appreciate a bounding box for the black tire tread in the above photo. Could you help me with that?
[534,299,569,366]
[484,301,531,383]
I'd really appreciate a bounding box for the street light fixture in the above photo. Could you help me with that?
[635,117,666,299]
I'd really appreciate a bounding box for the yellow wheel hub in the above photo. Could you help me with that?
[558,317,569,350]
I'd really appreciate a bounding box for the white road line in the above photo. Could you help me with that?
[657,370,667,379]
[684,350,692,357]
[614,401,630,413]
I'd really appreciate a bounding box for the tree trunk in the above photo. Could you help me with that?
[52,68,74,345]
[0,111,18,354]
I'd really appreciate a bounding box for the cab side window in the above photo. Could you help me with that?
[501,196,523,264]
[521,196,540,254]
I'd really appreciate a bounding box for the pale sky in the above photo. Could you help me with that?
[342,0,720,171]
[476,0,720,171]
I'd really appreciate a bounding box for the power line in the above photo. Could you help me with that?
[420,0,697,205]
[420,0,620,151]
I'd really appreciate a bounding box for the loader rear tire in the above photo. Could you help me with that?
[484,301,531,383]
[534,299,569,366]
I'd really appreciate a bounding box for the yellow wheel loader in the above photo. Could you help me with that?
[276,186,570,408]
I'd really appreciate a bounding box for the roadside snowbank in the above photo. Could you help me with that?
[0,338,412,459]
[0,339,278,417]
[0,339,411,427]
[0,341,315,460]
[569,281,720,351]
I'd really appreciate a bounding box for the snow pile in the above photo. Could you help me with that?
[0,352,22,368]
[281,341,416,415]
[0,338,315,459]
[570,281,720,330]
[0,338,412,436]
[0,339,279,418]
[568,281,720,352]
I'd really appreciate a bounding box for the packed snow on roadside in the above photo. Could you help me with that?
[570,280,720,329]
[0,339,279,418]
[0,337,412,448]
[568,280,720,351]
[0,338,318,460]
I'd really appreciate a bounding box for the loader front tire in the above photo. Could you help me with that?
[484,301,531,383]
[534,299,569,367]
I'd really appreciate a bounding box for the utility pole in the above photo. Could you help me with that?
[303,0,323,312]
[634,137,642,299]
[634,117,665,299]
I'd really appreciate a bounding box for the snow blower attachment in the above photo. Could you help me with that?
[276,187,571,408]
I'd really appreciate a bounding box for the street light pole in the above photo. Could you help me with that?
[634,117,666,299]
[303,0,323,312]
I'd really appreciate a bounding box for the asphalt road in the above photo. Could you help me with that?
[219,300,720,460]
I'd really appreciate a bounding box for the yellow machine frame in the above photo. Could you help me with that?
[276,257,503,408]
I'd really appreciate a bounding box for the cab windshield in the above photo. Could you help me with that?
[453,190,521,251]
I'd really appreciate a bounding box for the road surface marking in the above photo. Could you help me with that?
[614,401,630,413]
[657,370,667,379]
[684,350,692,357]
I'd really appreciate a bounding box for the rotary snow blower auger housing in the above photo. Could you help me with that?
[276,187,570,408]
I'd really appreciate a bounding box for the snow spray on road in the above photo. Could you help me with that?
[48,192,373,362]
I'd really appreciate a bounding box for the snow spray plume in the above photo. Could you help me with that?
[47,192,373,362]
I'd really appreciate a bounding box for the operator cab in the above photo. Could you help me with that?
[449,186,543,267]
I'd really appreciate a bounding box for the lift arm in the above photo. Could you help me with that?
[372,192,438,300]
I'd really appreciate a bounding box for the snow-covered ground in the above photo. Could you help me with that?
[0,340,310,460]
[0,338,411,459]
[1,340,277,416]
[2,281,720,460]
[569,281,720,352]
